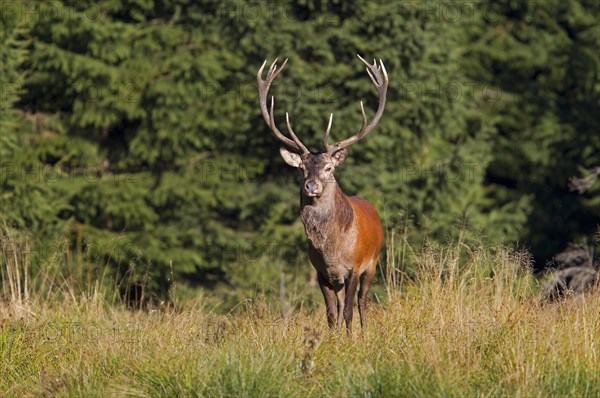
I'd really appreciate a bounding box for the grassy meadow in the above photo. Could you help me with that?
[2,233,599,398]
[2,2,599,397]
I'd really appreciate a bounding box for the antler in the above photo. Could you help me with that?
[257,59,309,154]
[323,55,388,154]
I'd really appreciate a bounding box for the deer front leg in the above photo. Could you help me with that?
[335,284,345,331]
[317,272,337,328]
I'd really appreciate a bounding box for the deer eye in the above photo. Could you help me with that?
[324,165,333,173]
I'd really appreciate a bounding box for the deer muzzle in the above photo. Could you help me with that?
[304,180,322,196]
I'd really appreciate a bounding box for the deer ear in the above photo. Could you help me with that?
[279,147,302,168]
[331,149,348,167]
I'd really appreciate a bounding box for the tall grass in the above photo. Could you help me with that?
[1,227,599,397]
[0,222,155,316]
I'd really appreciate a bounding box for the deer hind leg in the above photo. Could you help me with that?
[358,260,377,329]
[343,271,360,335]
[317,272,337,328]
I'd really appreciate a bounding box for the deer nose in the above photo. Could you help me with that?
[305,181,319,194]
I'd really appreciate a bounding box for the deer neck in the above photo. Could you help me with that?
[300,181,354,249]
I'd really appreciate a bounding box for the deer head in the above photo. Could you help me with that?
[257,55,388,198]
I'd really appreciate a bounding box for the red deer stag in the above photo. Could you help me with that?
[257,55,388,334]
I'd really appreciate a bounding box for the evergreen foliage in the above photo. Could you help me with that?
[461,0,600,264]
[1,0,598,298]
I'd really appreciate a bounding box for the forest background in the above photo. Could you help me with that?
[1,0,598,307]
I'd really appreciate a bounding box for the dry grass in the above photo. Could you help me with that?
[1,229,599,397]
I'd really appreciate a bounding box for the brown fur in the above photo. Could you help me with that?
[298,170,383,334]
[332,187,355,233]
[348,197,384,268]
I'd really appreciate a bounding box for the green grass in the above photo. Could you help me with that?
[2,240,599,397]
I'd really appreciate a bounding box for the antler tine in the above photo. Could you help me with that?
[328,55,388,154]
[257,58,308,153]
[268,57,288,81]
[356,55,387,86]
[357,101,367,138]
[322,113,333,152]
[267,96,290,146]
[285,112,309,154]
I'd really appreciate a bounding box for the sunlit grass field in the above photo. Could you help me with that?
[2,235,599,397]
